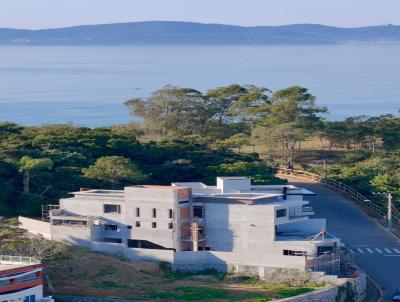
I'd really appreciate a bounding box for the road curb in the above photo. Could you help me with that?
[365,274,383,302]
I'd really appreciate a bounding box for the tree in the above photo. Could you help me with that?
[124,85,204,138]
[19,156,53,194]
[258,86,327,169]
[84,156,148,188]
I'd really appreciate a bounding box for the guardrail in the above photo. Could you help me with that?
[0,255,41,264]
[277,168,399,229]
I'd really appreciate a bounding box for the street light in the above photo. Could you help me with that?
[373,192,393,230]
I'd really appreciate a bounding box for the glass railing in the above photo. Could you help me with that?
[0,255,41,264]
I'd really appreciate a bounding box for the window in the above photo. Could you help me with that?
[127,225,132,229]
[104,224,118,231]
[169,209,173,219]
[24,296,36,302]
[276,209,287,218]
[104,238,122,243]
[152,208,157,218]
[168,222,174,229]
[193,206,203,218]
[103,204,121,214]
[136,207,140,217]
[135,221,141,228]
[283,250,307,256]
[152,222,157,228]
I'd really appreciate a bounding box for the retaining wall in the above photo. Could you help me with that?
[18,216,51,239]
[274,269,366,302]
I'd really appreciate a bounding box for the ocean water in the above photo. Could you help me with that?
[0,45,399,127]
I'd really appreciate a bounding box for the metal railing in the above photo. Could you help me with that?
[277,168,399,229]
[0,255,41,264]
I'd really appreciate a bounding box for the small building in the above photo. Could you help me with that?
[19,177,344,275]
[0,255,53,302]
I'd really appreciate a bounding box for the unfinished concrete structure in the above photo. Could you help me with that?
[20,177,343,274]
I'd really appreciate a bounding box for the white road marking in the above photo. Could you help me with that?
[393,248,400,254]
[366,248,374,254]
[348,249,355,254]
[357,248,364,254]
[374,248,383,253]
[384,248,392,254]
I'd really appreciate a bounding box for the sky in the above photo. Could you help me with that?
[0,0,399,29]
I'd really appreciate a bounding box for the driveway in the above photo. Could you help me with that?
[289,179,400,302]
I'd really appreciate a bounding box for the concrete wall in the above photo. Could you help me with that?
[18,216,51,239]
[89,241,174,262]
[59,187,179,250]
[204,203,276,253]
[51,224,92,248]
[123,248,174,262]
[91,242,124,253]
[274,271,366,302]
[173,251,307,272]
[278,218,326,234]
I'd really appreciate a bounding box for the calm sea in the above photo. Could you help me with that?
[0,45,399,127]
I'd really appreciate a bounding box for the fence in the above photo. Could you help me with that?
[0,255,41,264]
[277,168,400,229]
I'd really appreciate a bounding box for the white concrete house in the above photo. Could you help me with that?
[19,177,343,274]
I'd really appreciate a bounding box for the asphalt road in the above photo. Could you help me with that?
[289,179,400,302]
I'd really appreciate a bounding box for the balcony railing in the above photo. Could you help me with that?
[0,255,41,265]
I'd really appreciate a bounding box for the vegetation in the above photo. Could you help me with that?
[0,84,399,217]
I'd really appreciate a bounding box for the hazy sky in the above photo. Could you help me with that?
[1,0,399,29]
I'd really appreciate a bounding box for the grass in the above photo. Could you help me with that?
[45,246,327,302]
[148,286,273,301]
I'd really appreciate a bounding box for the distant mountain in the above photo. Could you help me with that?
[1,21,400,45]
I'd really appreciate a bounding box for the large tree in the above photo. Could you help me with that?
[19,156,53,194]
[258,86,327,169]
[84,156,148,188]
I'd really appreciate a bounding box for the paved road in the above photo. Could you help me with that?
[289,179,400,302]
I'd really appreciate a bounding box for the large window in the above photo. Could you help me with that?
[169,209,173,219]
[136,207,140,217]
[103,204,121,214]
[152,208,157,218]
[283,250,307,256]
[104,224,118,231]
[193,206,203,218]
[104,238,122,243]
[276,209,287,218]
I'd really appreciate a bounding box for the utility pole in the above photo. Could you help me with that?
[388,193,393,231]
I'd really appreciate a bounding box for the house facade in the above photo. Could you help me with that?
[19,177,343,274]
[0,255,53,302]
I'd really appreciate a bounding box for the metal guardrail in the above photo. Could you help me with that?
[0,255,41,264]
[277,168,399,229]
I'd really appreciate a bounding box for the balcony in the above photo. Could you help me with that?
[302,205,314,216]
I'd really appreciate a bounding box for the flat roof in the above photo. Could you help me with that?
[72,189,124,197]
[133,185,186,190]
[193,192,282,204]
